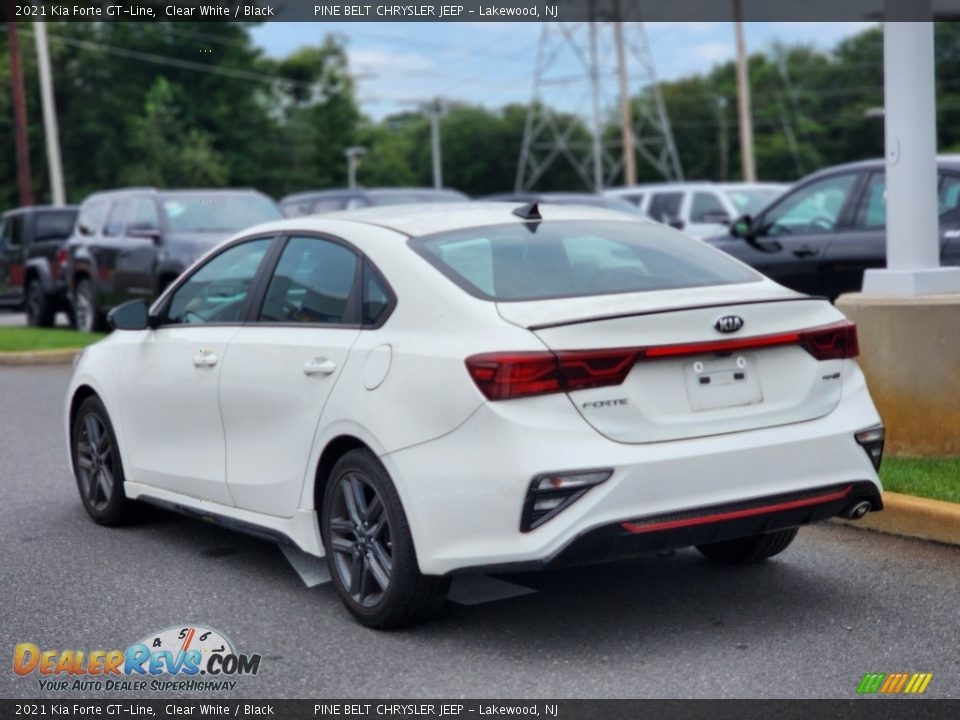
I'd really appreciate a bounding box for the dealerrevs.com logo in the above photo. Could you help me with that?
[14,625,261,693]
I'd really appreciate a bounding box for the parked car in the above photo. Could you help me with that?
[706,158,960,298]
[605,182,789,238]
[482,191,642,215]
[66,188,283,332]
[66,202,883,628]
[280,188,468,217]
[0,205,78,326]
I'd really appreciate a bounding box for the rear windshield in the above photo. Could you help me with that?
[35,210,78,240]
[161,194,282,233]
[410,220,760,301]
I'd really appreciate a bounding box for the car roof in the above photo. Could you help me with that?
[238,201,655,238]
[281,188,465,203]
[81,188,267,203]
[797,155,960,180]
[2,204,78,216]
[606,181,786,193]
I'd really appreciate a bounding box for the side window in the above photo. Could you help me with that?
[258,236,358,325]
[938,174,960,215]
[166,238,272,325]
[647,192,683,223]
[761,173,857,236]
[362,264,391,326]
[854,173,886,230]
[690,192,730,223]
[77,199,109,236]
[128,198,160,232]
[103,199,134,237]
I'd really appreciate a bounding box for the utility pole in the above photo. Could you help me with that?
[344,147,366,189]
[613,8,636,186]
[716,96,729,181]
[34,23,66,205]
[427,99,444,189]
[5,2,34,206]
[732,0,756,182]
[587,13,604,192]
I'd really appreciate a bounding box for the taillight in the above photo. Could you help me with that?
[465,349,640,401]
[466,321,859,401]
[798,321,859,360]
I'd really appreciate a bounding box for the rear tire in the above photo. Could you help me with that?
[71,396,137,526]
[25,278,55,327]
[74,278,106,332]
[696,528,798,564]
[321,449,450,629]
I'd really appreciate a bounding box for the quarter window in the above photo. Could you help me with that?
[362,264,391,326]
[938,174,960,214]
[258,237,358,324]
[854,173,886,230]
[166,238,272,325]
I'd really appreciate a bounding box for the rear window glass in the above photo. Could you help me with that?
[35,210,78,240]
[411,221,760,301]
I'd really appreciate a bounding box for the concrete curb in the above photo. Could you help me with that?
[0,349,80,366]
[835,491,960,546]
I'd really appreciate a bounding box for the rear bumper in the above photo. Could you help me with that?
[452,481,881,575]
[382,359,883,575]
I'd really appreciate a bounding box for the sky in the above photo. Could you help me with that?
[251,21,877,119]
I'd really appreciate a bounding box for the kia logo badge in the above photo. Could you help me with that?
[714,315,744,333]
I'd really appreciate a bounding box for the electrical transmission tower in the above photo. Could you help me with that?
[516,8,683,192]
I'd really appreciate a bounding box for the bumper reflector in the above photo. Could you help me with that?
[855,425,885,471]
[521,469,612,532]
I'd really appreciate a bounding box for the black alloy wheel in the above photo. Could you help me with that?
[322,449,450,628]
[71,396,136,525]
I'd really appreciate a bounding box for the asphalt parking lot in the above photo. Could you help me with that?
[1,363,959,699]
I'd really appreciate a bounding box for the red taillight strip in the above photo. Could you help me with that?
[644,331,802,358]
[620,484,854,535]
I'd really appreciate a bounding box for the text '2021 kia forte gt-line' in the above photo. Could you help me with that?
[65,203,884,628]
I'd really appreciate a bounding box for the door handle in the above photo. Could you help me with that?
[303,358,337,376]
[193,351,219,368]
[793,247,818,258]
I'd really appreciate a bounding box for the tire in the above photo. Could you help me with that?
[696,528,799,564]
[321,449,450,629]
[25,278,55,327]
[74,278,106,333]
[71,396,137,526]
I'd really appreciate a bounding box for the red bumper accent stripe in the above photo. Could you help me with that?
[620,485,854,535]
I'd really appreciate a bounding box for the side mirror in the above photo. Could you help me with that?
[107,299,151,331]
[729,214,754,238]
[668,217,686,231]
[127,225,162,243]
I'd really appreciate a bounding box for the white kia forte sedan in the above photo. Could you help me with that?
[65,203,884,628]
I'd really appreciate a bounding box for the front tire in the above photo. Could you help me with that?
[321,449,450,629]
[696,528,799,564]
[71,396,137,526]
[74,278,106,333]
[25,279,55,327]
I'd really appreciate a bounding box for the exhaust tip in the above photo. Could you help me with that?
[842,500,872,520]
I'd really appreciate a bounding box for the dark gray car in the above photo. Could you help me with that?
[66,188,282,331]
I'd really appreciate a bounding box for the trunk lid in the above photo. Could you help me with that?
[500,288,847,444]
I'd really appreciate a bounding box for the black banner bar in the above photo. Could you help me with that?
[5,0,958,23]
[3,700,960,720]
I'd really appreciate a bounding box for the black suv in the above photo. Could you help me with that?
[66,188,283,331]
[707,157,960,299]
[0,205,78,326]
